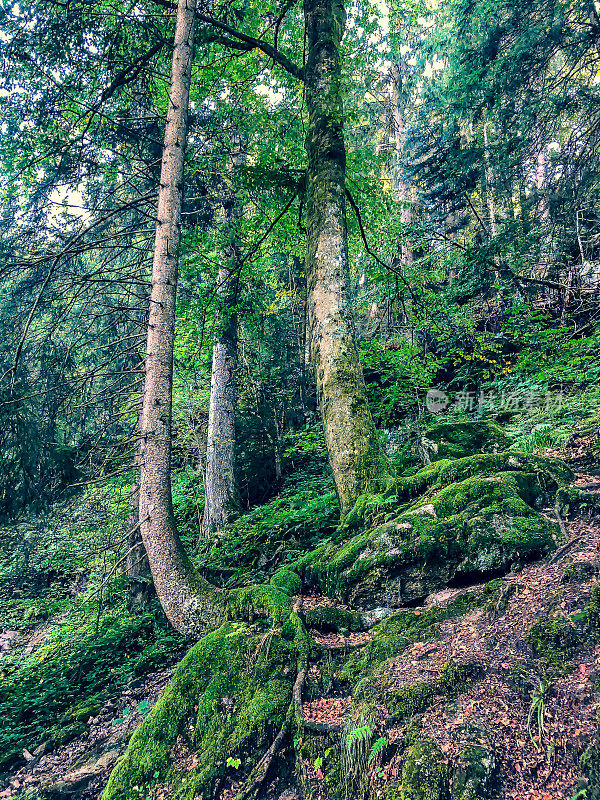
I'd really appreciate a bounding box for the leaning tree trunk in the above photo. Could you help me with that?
[303,0,389,516]
[138,0,221,636]
[201,137,244,538]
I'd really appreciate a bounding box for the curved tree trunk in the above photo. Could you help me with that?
[303,0,389,516]
[138,0,222,636]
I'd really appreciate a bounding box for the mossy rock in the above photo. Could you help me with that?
[49,721,86,748]
[419,421,512,465]
[401,738,449,800]
[387,662,481,723]
[102,621,299,800]
[450,724,498,799]
[562,559,598,583]
[572,582,600,641]
[270,569,302,595]
[556,486,600,517]
[387,682,438,722]
[305,454,569,609]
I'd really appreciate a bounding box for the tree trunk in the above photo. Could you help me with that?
[303,0,389,516]
[201,133,245,537]
[126,469,153,612]
[483,121,502,287]
[389,63,413,266]
[138,0,222,636]
[201,266,240,536]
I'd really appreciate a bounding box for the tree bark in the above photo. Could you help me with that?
[138,0,222,636]
[126,468,153,612]
[201,265,240,536]
[303,0,389,516]
[389,63,413,267]
[201,134,245,537]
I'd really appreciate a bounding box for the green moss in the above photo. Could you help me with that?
[420,420,512,464]
[557,486,600,518]
[434,452,573,489]
[451,744,498,800]
[343,593,482,689]
[304,605,366,633]
[562,559,597,583]
[386,662,479,723]
[50,721,86,747]
[301,451,570,606]
[439,661,481,696]
[572,583,600,641]
[527,616,578,676]
[578,744,600,800]
[102,621,297,800]
[401,738,449,800]
[387,682,438,722]
[270,569,302,595]
[225,584,292,624]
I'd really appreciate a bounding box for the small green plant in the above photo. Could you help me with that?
[568,789,588,800]
[368,736,387,765]
[226,757,241,769]
[527,676,549,750]
[112,705,131,726]
[314,747,331,773]
[112,700,150,726]
[346,724,373,747]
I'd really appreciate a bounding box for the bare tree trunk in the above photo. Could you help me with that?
[483,121,502,287]
[201,134,245,538]
[483,122,498,238]
[534,137,554,278]
[304,0,389,516]
[138,0,222,636]
[126,461,153,612]
[388,63,413,267]
[201,268,240,535]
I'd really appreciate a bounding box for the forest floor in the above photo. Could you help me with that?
[2,471,600,799]
[280,490,600,800]
[0,658,176,799]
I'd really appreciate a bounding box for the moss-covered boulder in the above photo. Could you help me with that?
[420,421,512,465]
[450,725,498,799]
[102,621,300,800]
[304,453,571,609]
[401,738,449,800]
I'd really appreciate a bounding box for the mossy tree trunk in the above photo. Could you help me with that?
[138,0,222,636]
[303,0,389,515]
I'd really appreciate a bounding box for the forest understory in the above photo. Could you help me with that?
[1,418,600,800]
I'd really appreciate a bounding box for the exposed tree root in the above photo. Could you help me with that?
[293,665,345,733]
[233,716,291,800]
